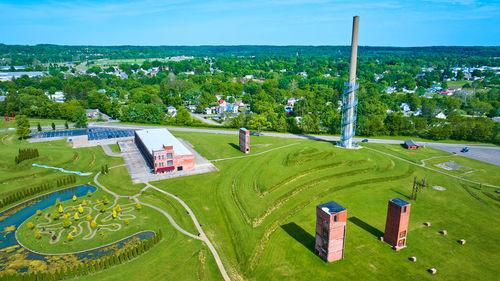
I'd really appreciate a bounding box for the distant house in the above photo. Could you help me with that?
[413,109,422,116]
[186,105,196,112]
[285,105,293,114]
[218,99,227,107]
[245,75,254,79]
[226,104,239,113]
[438,91,452,96]
[404,140,420,150]
[0,96,5,102]
[435,111,447,119]
[167,106,177,117]
[86,109,101,119]
[400,103,411,112]
[46,91,65,103]
[203,107,212,115]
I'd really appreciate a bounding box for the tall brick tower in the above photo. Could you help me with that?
[239,128,250,153]
[315,201,347,262]
[383,198,411,250]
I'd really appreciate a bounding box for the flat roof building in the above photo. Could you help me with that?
[134,129,194,174]
[315,201,347,262]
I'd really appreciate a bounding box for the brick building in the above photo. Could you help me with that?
[239,128,250,153]
[315,201,347,262]
[135,129,194,174]
[403,140,420,150]
[383,198,411,250]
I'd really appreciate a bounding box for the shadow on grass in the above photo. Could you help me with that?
[228,143,240,151]
[391,189,411,200]
[281,222,315,254]
[348,216,384,238]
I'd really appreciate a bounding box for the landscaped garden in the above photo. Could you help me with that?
[1,129,499,280]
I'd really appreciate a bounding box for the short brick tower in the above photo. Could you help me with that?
[239,128,250,153]
[384,198,411,250]
[315,201,347,262]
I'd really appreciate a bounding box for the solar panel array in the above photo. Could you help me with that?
[30,127,135,141]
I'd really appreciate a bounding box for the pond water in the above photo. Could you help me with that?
[32,164,93,176]
[0,185,154,273]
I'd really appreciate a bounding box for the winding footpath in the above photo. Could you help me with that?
[93,165,231,281]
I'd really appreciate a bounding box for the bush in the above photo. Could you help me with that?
[27,222,35,229]
[67,234,73,241]
[36,210,42,216]
[35,230,41,239]
[135,202,142,210]
[62,218,71,228]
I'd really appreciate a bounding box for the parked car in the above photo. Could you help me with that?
[361,139,369,143]
[461,147,469,153]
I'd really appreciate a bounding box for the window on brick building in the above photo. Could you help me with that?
[403,206,407,212]
[167,160,173,166]
[321,227,328,238]
[334,215,337,222]
[399,230,406,238]
[167,153,173,158]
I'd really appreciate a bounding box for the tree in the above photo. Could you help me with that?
[37,122,42,132]
[67,233,73,241]
[86,215,92,221]
[100,203,106,212]
[91,220,98,229]
[112,208,117,219]
[116,204,121,212]
[27,222,35,229]
[73,107,88,128]
[36,210,42,216]
[35,230,41,239]
[65,121,69,129]
[87,190,92,197]
[52,212,60,220]
[248,115,271,135]
[51,122,56,130]
[15,115,31,139]
[74,213,79,220]
[175,108,191,125]
[73,195,77,202]
[58,204,63,213]
[62,217,71,228]
[135,202,142,210]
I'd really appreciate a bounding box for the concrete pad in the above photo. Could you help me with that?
[118,139,218,184]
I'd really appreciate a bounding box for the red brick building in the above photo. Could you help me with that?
[239,128,250,153]
[315,201,347,262]
[384,198,411,250]
[135,129,194,174]
[404,140,420,150]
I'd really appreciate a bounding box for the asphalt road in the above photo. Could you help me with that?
[89,123,500,167]
[189,113,222,126]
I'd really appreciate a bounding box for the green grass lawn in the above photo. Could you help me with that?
[363,143,452,163]
[108,143,121,154]
[149,133,500,281]
[0,132,123,206]
[424,156,500,187]
[2,130,500,280]
[0,118,67,130]
[98,165,146,196]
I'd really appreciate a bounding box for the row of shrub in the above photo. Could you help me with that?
[0,230,163,281]
[56,175,76,187]
[14,148,39,164]
[101,164,109,175]
[0,175,77,209]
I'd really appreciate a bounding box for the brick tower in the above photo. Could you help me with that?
[383,198,411,250]
[239,128,250,153]
[315,201,347,262]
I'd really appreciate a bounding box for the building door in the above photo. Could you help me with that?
[177,166,183,171]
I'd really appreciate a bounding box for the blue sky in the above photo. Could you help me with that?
[0,0,499,46]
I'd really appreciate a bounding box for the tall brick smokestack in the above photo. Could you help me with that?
[340,16,360,149]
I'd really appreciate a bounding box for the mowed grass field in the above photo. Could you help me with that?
[0,118,67,130]
[1,130,500,280]
[150,132,500,281]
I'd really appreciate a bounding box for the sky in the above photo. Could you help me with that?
[0,0,499,46]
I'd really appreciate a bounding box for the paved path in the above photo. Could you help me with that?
[144,183,231,281]
[101,144,122,157]
[209,143,299,161]
[91,123,500,166]
[93,166,231,281]
[190,113,222,126]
